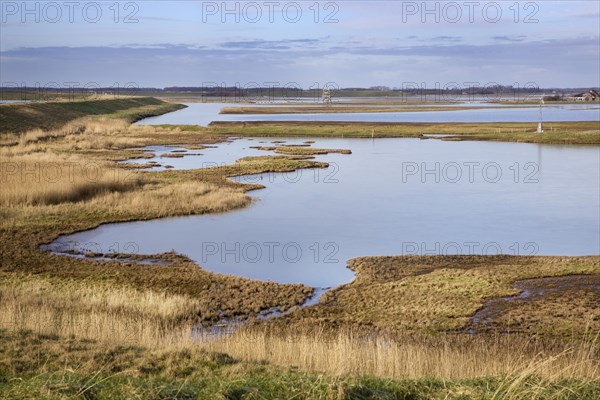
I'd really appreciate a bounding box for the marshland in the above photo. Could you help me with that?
[0,95,599,399]
[4,0,600,396]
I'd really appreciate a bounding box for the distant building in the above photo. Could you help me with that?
[566,89,599,101]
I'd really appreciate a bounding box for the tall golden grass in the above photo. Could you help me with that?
[0,117,147,151]
[0,152,138,206]
[0,119,147,206]
[0,273,196,347]
[1,273,597,382]
[207,327,599,381]
[89,181,250,217]
[63,118,146,150]
[1,152,247,215]
[1,121,248,211]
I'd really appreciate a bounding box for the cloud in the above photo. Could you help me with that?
[567,11,600,19]
[492,35,527,42]
[219,38,321,50]
[113,43,207,49]
[1,36,598,87]
[433,36,462,42]
[137,16,191,23]
[326,36,600,61]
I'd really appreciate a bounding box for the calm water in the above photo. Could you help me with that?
[135,103,234,126]
[122,138,290,171]
[50,138,600,288]
[135,102,600,126]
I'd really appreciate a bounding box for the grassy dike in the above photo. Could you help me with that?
[0,97,185,133]
[1,100,599,398]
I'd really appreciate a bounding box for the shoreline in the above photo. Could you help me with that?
[218,105,517,114]
[205,120,600,144]
[30,133,600,335]
[1,106,599,394]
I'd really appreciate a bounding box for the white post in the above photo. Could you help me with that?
[537,98,544,133]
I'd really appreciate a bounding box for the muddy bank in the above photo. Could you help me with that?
[469,274,600,333]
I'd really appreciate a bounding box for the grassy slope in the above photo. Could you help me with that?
[0,97,185,133]
[1,329,598,400]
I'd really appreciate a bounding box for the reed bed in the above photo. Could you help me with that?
[0,152,138,206]
[1,273,597,382]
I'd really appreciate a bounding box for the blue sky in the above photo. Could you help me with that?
[1,1,599,88]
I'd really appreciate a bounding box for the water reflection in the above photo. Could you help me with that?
[134,102,600,126]
[50,138,600,288]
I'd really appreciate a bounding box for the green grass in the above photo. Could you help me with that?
[0,97,185,133]
[1,329,598,400]
[280,255,600,334]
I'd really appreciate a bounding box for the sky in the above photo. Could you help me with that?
[1,1,599,89]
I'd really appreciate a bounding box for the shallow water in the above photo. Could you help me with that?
[123,138,311,171]
[134,102,600,126]
[49,138,600,288]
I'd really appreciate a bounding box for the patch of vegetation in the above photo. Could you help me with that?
[0,97,185,133]
[1,329,598,400]
[250,145,352,155]
[281,255,600,334]
[203,121,600,144]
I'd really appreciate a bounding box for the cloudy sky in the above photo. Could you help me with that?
[1,1,599,88]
